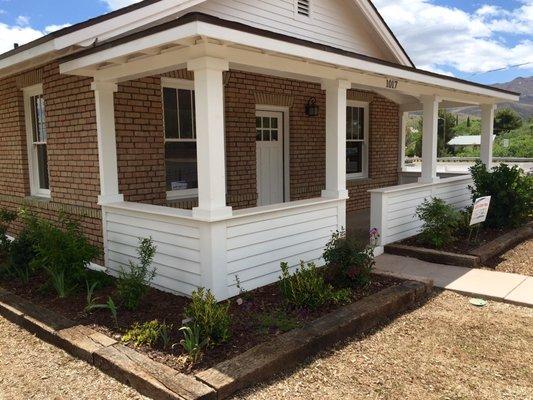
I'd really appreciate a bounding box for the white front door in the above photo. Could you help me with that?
[256,111,284,206]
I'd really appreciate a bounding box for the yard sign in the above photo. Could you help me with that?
[470,196,491,226]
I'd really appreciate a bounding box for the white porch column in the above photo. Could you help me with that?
[480,104,495,170]
[399,111,408,171]
[91,81,123,204]
[419,95,441,184]
[187,56,232,220]
[321,78,351,200]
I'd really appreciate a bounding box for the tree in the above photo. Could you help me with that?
[494,108,522,134]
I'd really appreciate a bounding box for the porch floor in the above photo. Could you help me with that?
[346,208,370,244]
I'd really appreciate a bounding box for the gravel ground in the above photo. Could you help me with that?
[0,316,148,400]
[484,239,533,276]
[234,291,533,400]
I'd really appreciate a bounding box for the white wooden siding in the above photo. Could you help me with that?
[102,203,202,295]
[184,0,394,62]
[370,176,473,249]
[226,200,342,296]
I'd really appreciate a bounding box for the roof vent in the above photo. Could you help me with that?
[297,0,310,17]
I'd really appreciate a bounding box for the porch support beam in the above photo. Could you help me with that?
[321,79,351,201]
[187,56,232,220]
[480,104,495,170]
[419,95,441,184]
[91,81,123,204]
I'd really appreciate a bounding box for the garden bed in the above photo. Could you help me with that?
[386,221,533,268]
[0,269,402,374]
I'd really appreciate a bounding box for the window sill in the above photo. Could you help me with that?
[166,190,198,202]
[347,176,371,185]
[25,195,52,203]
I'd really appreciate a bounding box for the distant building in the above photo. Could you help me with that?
[448,135,496,152]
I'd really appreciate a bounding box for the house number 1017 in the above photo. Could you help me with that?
[386,79,398,89]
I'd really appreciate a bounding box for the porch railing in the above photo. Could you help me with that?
[101,196,345,299]
[369,175,473,254]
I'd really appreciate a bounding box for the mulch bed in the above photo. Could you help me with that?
[400,226,515,254]
[0,266,401,374]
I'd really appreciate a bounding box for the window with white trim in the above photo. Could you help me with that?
[24,84,50,197]
[346,101,369,179]
[162,78,198,200]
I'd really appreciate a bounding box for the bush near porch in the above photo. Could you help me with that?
[400,162,532,258]
[0,210,397,374]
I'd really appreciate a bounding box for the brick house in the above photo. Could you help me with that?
[0,1,518,300]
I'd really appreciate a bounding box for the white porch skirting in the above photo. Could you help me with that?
[102,197,346,300]
[369,175,473,255]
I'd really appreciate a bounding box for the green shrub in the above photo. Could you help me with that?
[179,324,208,363]
[415,197,461,248]
[117,237,156,310]
[184,288,231,345]
[30,214,99,297]
[278,261,351,310]
[469,161,532,228]
[0,209,17,257]
[322,230,375,287]
[122,320,172,348]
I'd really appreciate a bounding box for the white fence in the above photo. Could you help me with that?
[102,197,345,299]
[369,176,473,254]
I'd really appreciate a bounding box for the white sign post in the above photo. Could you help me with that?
[470,196,491,226]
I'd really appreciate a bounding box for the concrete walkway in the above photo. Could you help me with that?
[375,254,533,308]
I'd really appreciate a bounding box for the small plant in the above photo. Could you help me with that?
[30,213,99,297]
[179,324,209,363]
[84,280,101,314]
[278,261,349,310]
[123,320,173,348]
[469,161,532,229]
[323,230,375,287]
[117,237,156,310]
[257,310,300,334]
[87,296,119,327]
[415,197,461,248]
[4,212,40,284]
[106,297,118,328]
[184,288,231,345]
[234,274,252,303]
[0,208,17,256]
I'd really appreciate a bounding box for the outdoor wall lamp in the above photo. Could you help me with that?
[305,97,319,117]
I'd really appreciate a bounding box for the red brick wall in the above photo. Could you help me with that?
[0,64,103,252]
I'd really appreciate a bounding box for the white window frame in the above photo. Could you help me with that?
[23,83,51,198]
[294,0,312,20]
[161,77,198,201]
[346,100,369,180]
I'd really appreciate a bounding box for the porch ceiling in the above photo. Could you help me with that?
[59,13,519,106]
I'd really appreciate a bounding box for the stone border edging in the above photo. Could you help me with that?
[0,280,432,400]
[384,244,480,267]
[195,280,432,399]
[386,222,533,268]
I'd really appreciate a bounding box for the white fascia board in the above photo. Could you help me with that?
[59,22,199,75]
[354,0,413,67]
[0,41,55,71]
[54,0,206,49]
[195,22,519,102]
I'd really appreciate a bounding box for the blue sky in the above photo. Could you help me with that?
[0,0,532,84]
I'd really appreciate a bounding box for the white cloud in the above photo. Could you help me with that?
[15,15,30,26]
[373,0,533,75]
[44,23,72,34]
[0,23,42,53]
[102,0,141,11]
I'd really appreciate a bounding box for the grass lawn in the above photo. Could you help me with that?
[484,239,533,276]
[233,290,533,400]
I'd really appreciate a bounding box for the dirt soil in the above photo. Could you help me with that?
[233,290,533,400]
[0,314,148,400]
[0,270,401,374]
[401,225,514,253]
[483,239,533,276]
